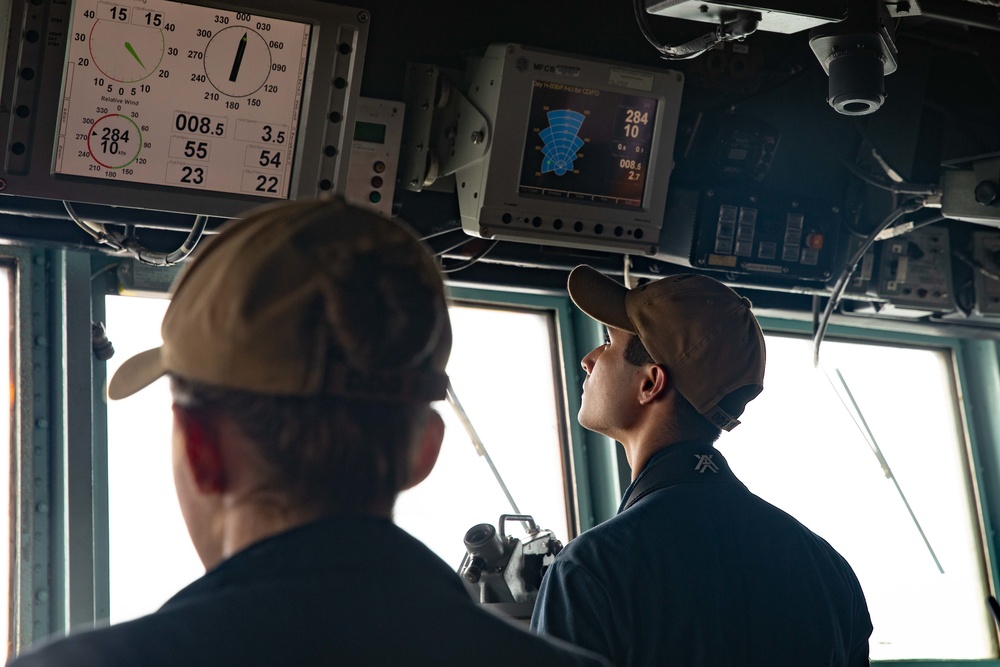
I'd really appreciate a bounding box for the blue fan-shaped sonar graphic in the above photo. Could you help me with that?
[539,109,585,176]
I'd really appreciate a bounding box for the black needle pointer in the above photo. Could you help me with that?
[229,32,248,82]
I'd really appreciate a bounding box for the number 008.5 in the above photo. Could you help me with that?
[174,113,225,136]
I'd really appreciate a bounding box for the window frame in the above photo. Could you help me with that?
[8,249,36,659]
[9,247,109,658]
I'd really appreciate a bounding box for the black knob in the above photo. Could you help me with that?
[92,322,115,361]
[463,556,486,584]
[975,180,999,206]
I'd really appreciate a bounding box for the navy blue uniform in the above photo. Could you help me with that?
[11,514,611,666]
[532,441,872,666]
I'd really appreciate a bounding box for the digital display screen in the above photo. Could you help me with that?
[54,0,312,199]
[354,121,386,144]
[519,80,658,209]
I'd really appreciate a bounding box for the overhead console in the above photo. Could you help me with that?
[3,0,1000,336]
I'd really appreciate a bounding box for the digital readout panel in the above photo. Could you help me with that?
[55,0,311,199]
[519,81,658,209]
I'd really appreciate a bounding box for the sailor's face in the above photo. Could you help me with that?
[578,327,643,440]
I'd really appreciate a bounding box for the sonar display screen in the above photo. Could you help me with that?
[518,80,658,209]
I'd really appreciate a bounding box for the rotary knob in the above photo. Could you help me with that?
[975,180,999,206]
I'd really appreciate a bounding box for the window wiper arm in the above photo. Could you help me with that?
[822,366,944,574]
[446,382,522,516]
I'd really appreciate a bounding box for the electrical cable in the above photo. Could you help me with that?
[166,214,208,264]
[812,199,925,366]
[62,201,208,266]
[954,278,975,317]
[433,235,477,257]
[953,248,1000,282]
[840,160,938,196]
[420,225,464,241]
[441,240,499,274]
[847,122,939,196]
[623,254,637,289]
[121,214,208,266]
[843,224,871,239]
[870,148,904,183]
[852,119,905,183]
[63,203,101,240]
[90,262,121,282]
[873,213,946,241]
[715,64,809,114]
[842,200,873,240]
[63,201,126,251]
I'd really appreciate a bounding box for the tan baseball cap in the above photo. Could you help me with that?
[567,265,765,431]
[108,198,451,403]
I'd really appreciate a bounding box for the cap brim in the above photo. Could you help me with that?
[567,265,635,333]
[108,347,167,400]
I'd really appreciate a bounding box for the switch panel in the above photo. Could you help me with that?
[345,97,404,218]
[874,225,954,313]
[971,230,1000,316]
[690,188,841,281]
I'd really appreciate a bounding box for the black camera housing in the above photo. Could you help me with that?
[809,0,899,115]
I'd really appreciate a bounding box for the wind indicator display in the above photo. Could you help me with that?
[519,80,658,209]
[54,0,311,199]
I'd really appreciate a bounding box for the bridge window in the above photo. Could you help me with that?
[395,303,570,566]
[718,333,992,660]
[105,291,992,660]
[105,296,200,623]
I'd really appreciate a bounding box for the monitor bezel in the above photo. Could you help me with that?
[458,43,684,254]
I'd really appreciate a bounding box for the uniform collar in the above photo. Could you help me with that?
[618,440,730,514]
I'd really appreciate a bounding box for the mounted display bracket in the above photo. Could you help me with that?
[399,65,490,190]
[941,155,1000,227]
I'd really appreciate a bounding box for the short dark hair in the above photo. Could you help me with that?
[621,334,721,441]
[623,334,655,366]
[171,376,428,513]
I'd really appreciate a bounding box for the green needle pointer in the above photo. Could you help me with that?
[124,41,145,69]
